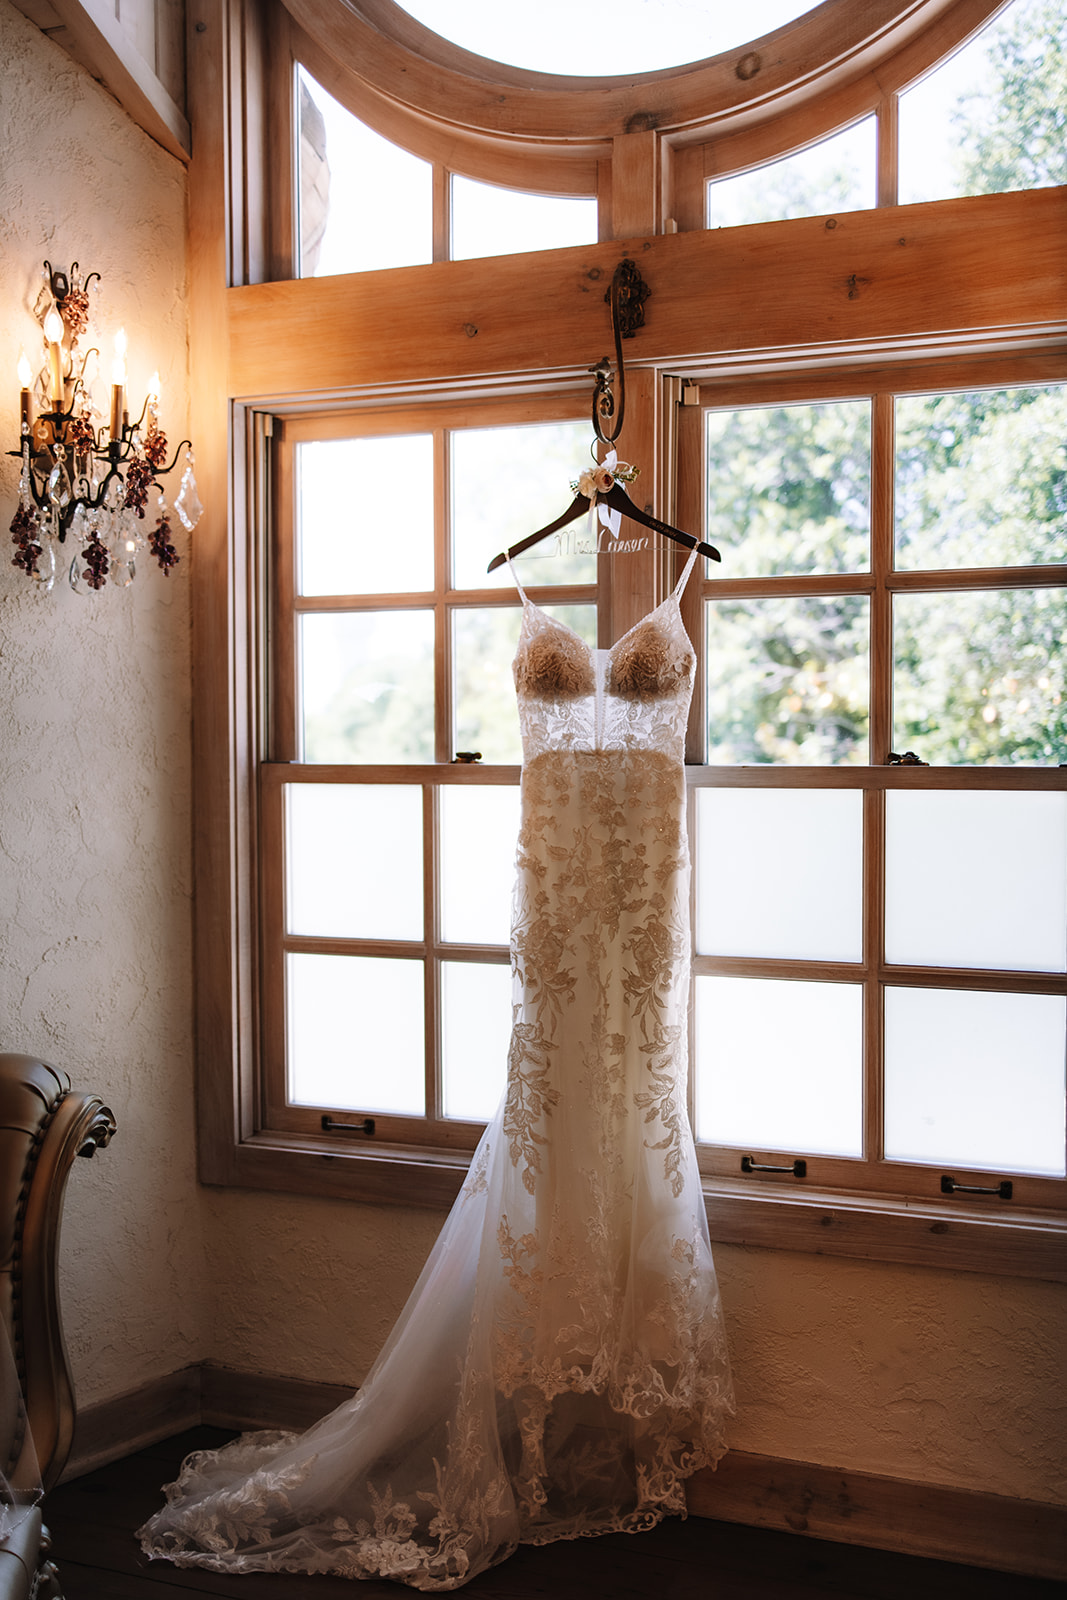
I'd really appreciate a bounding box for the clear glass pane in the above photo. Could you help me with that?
[286,784,424,939]
[297,436,434,595]
[287,952,425,1114]
[453,604,596,764]
[451,176,597,262]
[298,67,432,277]
[899,0,1067,206]
[696,789,863,961]
[441,960,511,1120]
[706,401,870,576]
[300,610,435,763]
[694,976,863,1156]
[893,589,1067,766]
[440,785,520,944]
[886,792,1067,972]
[895,386,1067,570]
[708,117,876,228]
[451,422,597,590]
[885,986,1066,1176]
[398,0,818,75]
[707,595,869,764]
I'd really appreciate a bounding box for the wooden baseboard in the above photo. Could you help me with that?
[61,1363,1066,1582]
[687,1453,1066,1583]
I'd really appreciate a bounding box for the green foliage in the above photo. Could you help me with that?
[954,0,1067,195]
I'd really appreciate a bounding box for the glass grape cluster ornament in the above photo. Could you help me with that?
[9,262,202,593]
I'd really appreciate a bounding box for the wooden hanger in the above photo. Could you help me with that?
[488,259,721,573]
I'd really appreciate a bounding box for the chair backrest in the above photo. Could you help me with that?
[0,1055,115,1493]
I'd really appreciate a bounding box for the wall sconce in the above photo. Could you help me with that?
[8,262,202,592]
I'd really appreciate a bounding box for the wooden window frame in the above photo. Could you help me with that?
[187,0,1067,1281]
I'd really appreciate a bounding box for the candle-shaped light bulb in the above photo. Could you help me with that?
[17,349,32,432]
[44,307,65,407]
[110,326,127,440]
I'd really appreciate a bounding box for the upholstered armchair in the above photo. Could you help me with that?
[0,1054,115,1600]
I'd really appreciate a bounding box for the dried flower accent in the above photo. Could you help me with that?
[149,509,180,575]
[144,424,168,470]
[571,450,640,500]
[82,531,110,589]
[62,288,91,341]
[123,453,155,515]
[514,627,594,699]
[10,504,43,576]
[610,619,693,700]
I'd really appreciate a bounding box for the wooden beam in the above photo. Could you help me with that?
[13,0,191,160]
[227,187,1067,402]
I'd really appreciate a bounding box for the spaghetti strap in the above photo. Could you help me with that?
[507,555,529,603]
[672,543,701,599]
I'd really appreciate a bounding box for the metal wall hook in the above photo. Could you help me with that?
[592,259,652,446]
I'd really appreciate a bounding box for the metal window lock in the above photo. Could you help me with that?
[941,1174,1012,1199]
[322,1115,376,1136]
[741,1156,807,1178]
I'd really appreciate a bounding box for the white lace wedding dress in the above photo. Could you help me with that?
[139,547,733,1590]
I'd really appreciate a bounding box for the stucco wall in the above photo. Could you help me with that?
[0,0,204,1402]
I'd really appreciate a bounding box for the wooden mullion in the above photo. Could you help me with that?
[692,955,867,984]
[433,163,450,263]
[877,964,1067,996]
[258,769,288,1129]
[870,391,894,766]
[264,4,295,281]
[685,765,1067,791]
[434,427,451,765]
[270,426,297,761]
[424,783,439,1122]
[888,564,1067,593]
[706,573,875,600]
[876,93,899,209]
[864,787,887,1164]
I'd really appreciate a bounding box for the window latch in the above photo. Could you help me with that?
[941,1174,1012,1199]
[741,1155,807,1178]
[321,1115,375,1136]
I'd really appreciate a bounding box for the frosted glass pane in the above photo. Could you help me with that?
[885,986,1066,1176]
[453,605,595,764]
[298,68,431,276]
[893,588,1067,766]
[895,386,1067,571]
[694,976,863,1156]
[886,792,1067,972]
[441,961,511,1120]
[300,610,434,763]
[451,176,597,261]
[706,401,870,577]
[696,789,862,961]
[899,0,1066,206]
[451,423,596,590]
[708,118,876,228]
[707,595,869,765]
[399,0,817,75]
[297,437,434,595]
[440,786,520,945]
[286,785,423,940]
[287,953,424,1114]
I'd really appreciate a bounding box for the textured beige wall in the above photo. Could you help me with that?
[0,0,204,1403]
[2,0,1064,1516]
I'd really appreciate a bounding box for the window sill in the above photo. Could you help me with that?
[211,1133,1066,1283]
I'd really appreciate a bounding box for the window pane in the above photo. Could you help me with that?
[696,789,862,961]
[707,595,869,764]
[296,436,434,596]
[287,952,425,1114]
[440,785,520,945]
[708,117,876,228]
[286,784,424,939]
[893,589,1067,766]
[297,67,431,276]
[706,401,870,577]
[899,0,1067,206]
[441,960,510,1120]
[451,176,597,261]
[453,604,595,764]
[895,386,1067,570]
[451,422,597,590]
[886,792,1067,972]
[300,610,435,763]
[885,986,1066,1176]
[694,976,863,1156]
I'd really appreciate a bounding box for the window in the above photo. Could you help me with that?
[193,0,1066,1269]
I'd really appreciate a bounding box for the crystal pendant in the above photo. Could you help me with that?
[174,450,203,530]
[33,535,56,594]
[47,445,72,510]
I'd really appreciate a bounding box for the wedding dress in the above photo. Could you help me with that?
[139,546,733,1590]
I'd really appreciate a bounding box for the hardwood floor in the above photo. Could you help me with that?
[45,1428,1060,1599]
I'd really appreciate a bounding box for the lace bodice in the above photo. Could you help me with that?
[511,548,699,763]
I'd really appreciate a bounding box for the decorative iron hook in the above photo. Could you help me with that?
[592,259,652,447]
